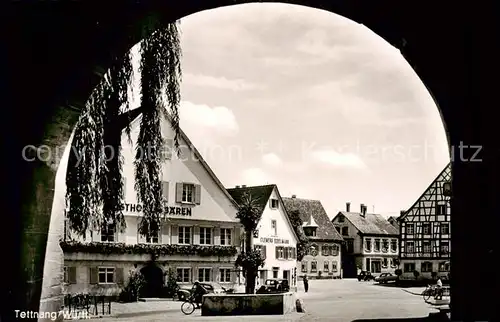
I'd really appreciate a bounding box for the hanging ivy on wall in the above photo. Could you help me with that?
[287,209,310,261]
[60,240,237,258]
[66,14,182,240]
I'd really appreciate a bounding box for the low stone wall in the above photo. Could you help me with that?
[201,292,296,316]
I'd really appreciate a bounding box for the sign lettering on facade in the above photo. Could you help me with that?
[121,203,192,217]
[259,237,290,244]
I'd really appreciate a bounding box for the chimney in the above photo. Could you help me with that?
[400,210,406,216]
[235,185,240,188]
[346,202,351,212]
[292,195,297,198]
[242,185,247,188]
[360,204,366,217]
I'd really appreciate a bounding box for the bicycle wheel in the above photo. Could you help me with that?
[423,289,431,301]
[181,301,196,315]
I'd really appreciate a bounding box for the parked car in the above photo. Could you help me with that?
[256,278,290,294]
[176,282,221,301]
[357,271,374,281]
[375,272,398,284]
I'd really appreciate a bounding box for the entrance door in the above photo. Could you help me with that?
[283,270,290,284]
[371,260,381,274]
[272,267,279,279]
[140,264,164,298]
[259,270,267,286]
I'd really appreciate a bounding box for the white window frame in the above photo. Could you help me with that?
[271,220,277,236]
[199,227,212,245]
[177,267,191,284]
[374,239,381,252]
[270,199,279,209]
[406,241,415,253]
[145,231,160,244]
[365,239,372,252]
[100,223,116,243]
[178,226,192,245]
[219,267,232,283]
[182,183,195,203]
[423,240,431,253]
[277,246,284,259]
[323,261,329,272]
[440,241,450,254]
[98,267,115,284]
[332,261,338,272]
[422,223,431,235]
[441,223,450,234]
[198,267,212,283]
[220,228,232,246]
[406,223,415,235]
[390,239,398,252]
[301,261,307,273]
[310,261,317,272]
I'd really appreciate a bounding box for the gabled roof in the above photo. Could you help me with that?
[333,211,399,236]
[227,184,299,242]
[123,109,240,209]
[226,185,274,214]
[399,162,451,221]
[283,197,343,242]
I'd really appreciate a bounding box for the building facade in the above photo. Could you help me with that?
[282,196,343,279]
[62,110,243,297]
[227,185,299,289]
[399,163,451,282]
[332,203,399,278]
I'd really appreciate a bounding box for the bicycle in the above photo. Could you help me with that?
[181,296,200,315]
[422,285,436,302]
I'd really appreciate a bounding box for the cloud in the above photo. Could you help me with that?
[241,168,273,186]
[179,101,239,136]
[307,148,367,170]
[183,73,263,91]
[261,153,283,167]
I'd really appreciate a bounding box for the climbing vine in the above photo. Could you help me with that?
[66,15,182,239]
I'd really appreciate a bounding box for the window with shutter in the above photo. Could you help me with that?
[291,247,296,259]
[68,267,77,284]
[261,245,266,259]
[194,184,201,205]
[89,267,98,284]
[284,247,289,259]
[275,247,279,259]
[115,267,124,285]
[162,181,169,202]
[175,183,183,203]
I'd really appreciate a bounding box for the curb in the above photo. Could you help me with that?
[110,309,179,319]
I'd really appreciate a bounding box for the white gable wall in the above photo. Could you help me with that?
[252,187,298,286]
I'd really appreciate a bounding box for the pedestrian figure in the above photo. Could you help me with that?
[303,275,309,293]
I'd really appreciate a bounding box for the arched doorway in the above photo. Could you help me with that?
[140,263,164,298]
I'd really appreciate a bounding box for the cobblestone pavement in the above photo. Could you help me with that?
[95,279,440,322]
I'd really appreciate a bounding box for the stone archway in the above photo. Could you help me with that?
[140,263,165,298]
[4,2,498,322]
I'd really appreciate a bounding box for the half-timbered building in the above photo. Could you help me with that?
[398,163,451,282]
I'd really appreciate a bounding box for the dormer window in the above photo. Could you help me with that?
[270,199,279,209]
[304,227,317,237]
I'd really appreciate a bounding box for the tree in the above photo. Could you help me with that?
[66,17,182,241]
[287,209,310,261]
[234,192,265,294]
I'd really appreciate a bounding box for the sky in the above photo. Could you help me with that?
[132,3,450,219]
